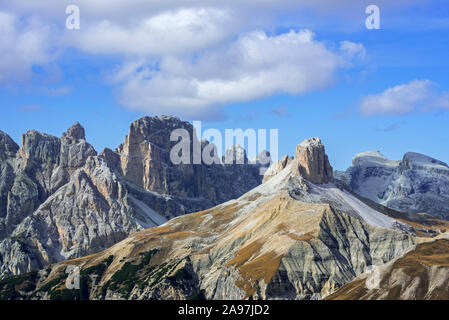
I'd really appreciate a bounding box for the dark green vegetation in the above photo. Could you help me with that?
[0,271,38,300]
[49,255,114,300]
[0,250,204,300]
[101,249,165,298]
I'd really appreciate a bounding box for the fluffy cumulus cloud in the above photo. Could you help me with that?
[72,8,234,56]
[0,11,55,84]
[114,30,360,118]
[359,80,449,116]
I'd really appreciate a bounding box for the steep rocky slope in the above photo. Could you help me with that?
[2,138,437,300]
[336,151,449,220]
[0,116,265,279]
[326,236,449,300]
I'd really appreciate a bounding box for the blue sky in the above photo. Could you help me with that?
[1,1,449,170]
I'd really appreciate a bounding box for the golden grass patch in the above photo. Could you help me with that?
[226,241,283,297]
[287,232,315,241]
[226,241,263,268]
[235,252,283,297]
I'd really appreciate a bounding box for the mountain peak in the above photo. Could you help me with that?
[403,152,449,169]
[0,130,19,158]
[295,137,333,184]
[64,122,85,140]
[351,151,396,167]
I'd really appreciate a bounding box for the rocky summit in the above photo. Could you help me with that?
[335,150,449,220]
[0,116,266,279]
[1,137,446,300]
[295,138,333,184]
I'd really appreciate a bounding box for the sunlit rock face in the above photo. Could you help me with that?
[295,137,333,184]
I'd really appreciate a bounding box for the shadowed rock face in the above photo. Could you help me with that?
[295,138,333,184]
[0,131,19,160]
[63,122,85,141]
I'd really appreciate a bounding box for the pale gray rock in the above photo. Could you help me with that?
[0,117,265,279]
[336,150,449,220]
[263,155,292,183]
[0,131,19,160]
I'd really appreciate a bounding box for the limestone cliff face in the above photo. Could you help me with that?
[117,116,198,195]
[0,124,97,237]
[295,138,333,184]
[116,116,264,206]
[0,117,265,279]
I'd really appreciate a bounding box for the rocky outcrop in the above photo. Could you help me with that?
[295,138,333,184]
[0,131,19,160]
[117,116,196,194]
[0,123,97,238]
[115,116,264,207]
[263,155,292,183]
[336,150,449,220]
[326,238,449,300]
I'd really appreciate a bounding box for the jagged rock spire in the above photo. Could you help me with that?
[295,137,333,184]
[0,130,19,158]
[64,122,86,140]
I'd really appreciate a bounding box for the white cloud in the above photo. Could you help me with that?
[114,30,355,119]
[1,2,373,116]
[340,40,366,63]
[71,8,234,56]
[359,79,449,116]
[0,11,55,84]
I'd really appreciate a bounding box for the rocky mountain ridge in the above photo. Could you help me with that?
[0,116,266,279]
[335,150,449,220]
[2,137,443,300]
